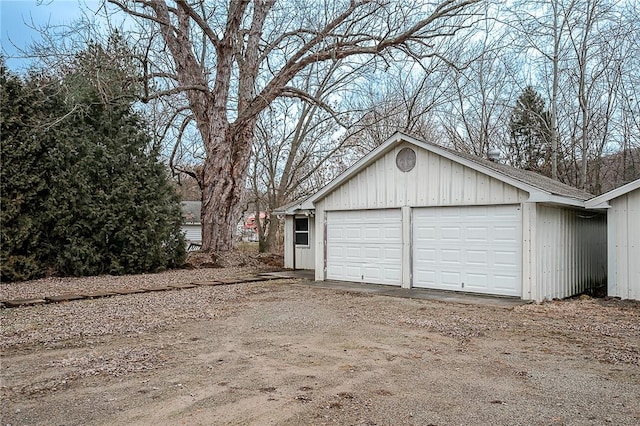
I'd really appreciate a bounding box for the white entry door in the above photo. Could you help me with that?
[412,205,521,296]
[326,209,402,285]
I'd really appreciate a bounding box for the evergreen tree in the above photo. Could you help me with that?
[508,86,552,176]
[0,39,186,282]
[0,63,61,280]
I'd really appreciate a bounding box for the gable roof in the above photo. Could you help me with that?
[585,178,640,208]
[294,132,592,211]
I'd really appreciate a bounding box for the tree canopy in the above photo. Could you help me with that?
[5,0,638,256]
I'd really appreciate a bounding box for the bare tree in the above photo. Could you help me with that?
[509,0,640,192]
[345,57,453,152]
[438,12,518,157]
[508,0,575,181]
[248,57,389,252]
[105,0,482,251]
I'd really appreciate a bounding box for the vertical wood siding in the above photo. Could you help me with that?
[536,205,607,300]
[284,216,293,268]
[609,188,640,300]
[321,144,528,210]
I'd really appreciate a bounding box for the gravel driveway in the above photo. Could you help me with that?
[1,268,639,425]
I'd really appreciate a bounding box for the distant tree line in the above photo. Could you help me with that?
[0,35,185,282]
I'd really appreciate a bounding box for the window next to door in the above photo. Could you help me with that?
[295,217,309,246]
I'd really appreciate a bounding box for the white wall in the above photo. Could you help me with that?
[181,224,201,243]
[283,215,315,270]
[608,188,640,300]
[532,205,607,301]
[321,143,527,210]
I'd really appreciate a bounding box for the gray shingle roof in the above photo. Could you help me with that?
[434,143,594,201]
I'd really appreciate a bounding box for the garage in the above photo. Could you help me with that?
[277,132,607,302]
[413,205,521,296]
[326,209,402,285]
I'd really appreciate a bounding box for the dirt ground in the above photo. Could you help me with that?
[1,270,639,425]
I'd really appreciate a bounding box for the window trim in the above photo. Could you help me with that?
[294,216,310,247]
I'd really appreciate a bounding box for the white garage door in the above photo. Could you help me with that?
[413,205,521,296]
[326,209,402,285]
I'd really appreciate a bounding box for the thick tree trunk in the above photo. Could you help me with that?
[254,200,269,253]
[109,0,486,254]
[200,122,255,252]
[262,211,280,253]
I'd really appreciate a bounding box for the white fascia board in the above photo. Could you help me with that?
[273,207,293,216]
[585,178,640,208]
[302,132,405,208]
[275,205,314,216]
[527,192,589,208]
[584,201,611,209]
[298,199,315,211]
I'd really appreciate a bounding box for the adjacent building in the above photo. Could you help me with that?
[586,179,640,300]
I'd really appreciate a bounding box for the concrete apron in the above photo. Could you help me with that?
[266,271,528,308]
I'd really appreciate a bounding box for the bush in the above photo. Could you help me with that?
[1,52,185,281]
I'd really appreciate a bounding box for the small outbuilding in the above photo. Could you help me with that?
[586,179,640,300]
[181,201,203,245]
[277,132,607,302]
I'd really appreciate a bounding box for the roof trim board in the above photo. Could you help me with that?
[273,197,314,216]
[585,178,640,208]
[527,192,589,208]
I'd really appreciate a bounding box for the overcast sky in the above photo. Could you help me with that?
[1,0,101,71]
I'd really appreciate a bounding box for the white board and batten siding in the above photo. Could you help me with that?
[319,145,528,210]
[608,187,640,300]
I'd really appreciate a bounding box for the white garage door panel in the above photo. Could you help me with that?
[413,205,521,297]
[467,250,488,264]
[327,209,402,286]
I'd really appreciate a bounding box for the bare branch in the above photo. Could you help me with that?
[238,0,481,123]
[175,0,221,51]
[141,84,211,101]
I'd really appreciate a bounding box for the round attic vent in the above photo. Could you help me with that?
[396,147,416,172]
